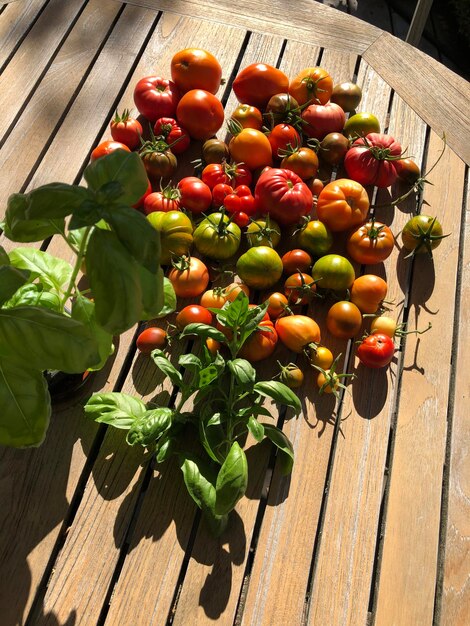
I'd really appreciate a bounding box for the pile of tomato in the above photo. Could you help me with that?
[92,48,444,393]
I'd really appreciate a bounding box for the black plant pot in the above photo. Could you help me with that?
[44,369,95,404]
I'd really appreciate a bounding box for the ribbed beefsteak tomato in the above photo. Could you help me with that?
[254,168,313,226]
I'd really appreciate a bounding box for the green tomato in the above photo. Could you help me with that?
[147,210,193,264]
[343,112,380,139]
[297,220,333,256]
[193,212,241,260]
[401,215,447,255]
[246,217,281,248]
[311,254,355,290]
[236,246,283,289]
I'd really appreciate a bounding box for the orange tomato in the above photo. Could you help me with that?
[229,128,273,170]
[289,67,333,106]
[238,320,278,362]
[224,282,250,302]
[176,89,224,140]
[170,48,222,94]
[280,147,319,180]
[346,221,395,265]
[231,104,264,130]
[350,275,388,314]
[275,315,321,353]
[90,141,130,161]
[326,301,362,339]
[200,289,227,309]
[232,63,289,109]
[316,178,370,232]
[265,292,289,319]
[206,337,221,355]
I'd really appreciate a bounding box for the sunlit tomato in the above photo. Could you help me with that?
[246,217,281,248]
[401,215,447,254]
[233,211,250,227]
[202,163,251,189]
[327,301,362,339]
[168,257,210,298]
[330,82,362,112]
[370,316,398,337]
[311,254,355,291]
[110,110,143,150]
[193,212,241,260]
[140,145,177,181]
[268,124,301,159]
[236,246,283,289]
[90,141,130,161]
[301,103,346,140]
[281,249,313,275]
[350,275,388,314]
[177,177,212,214]
[309,345,334,370]
[233,63,289,109]
[284,272,316,305]
[343,112,381,139]
[132,178,152,210]
[288,67,333,106]
[395,158,421,184]
[344,133,403,188]
[200,289,227,309]
[319,132,350,166]
[176,89,224,140]
[275,315,321,353]
[296,220,333,257]
[316,178,370,232]
[280,146,319,180]
[147,210,193,264]
[238,320,278,362]
[224,282,250,302]
[144,190,180,214]
[136,327,167,354]
[279,364,304,389]
[265,92,300,125]
[153,117,190,154]
[346,221,395,265]
[265,292,289,319]
[238,194,257,216]
[206,337,221,355]
[171,48,222,94]
[176,305,213,330]
[202,138,230,164]
[212,183,233,207]
[223,193,242,213]
[357,333,395,368]
[231,104,263,130]
[133,76,180,122]
[255,168,313,226]
[229,128,273,170]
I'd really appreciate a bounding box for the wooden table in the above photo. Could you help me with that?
[1,1,469,624]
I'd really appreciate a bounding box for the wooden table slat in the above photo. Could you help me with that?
[0,0,48,69]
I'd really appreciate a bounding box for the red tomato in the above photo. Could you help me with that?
[136,327,167,354]
[144,190,180,214]
[357,333,395,368]
[177,177,212,214]
[232,63,289,109]
[284,272,316,305]
[153,117,190,154]
[238,320,278,362]
[281,249,313,274]
[168,257,210,298]
[132,178,152,210]
[394,157,421,184]
[232,211,250,227]
[223,193,242,213]
[133,76,180,122]
[301,103,346,140]
[254,168,313,226]
[212,183,234,207]
[176,305,213,330]
[90,141,130,162]
[268,124,301,159]
[344,133,403,188]
[176,89,224,140]
[265,292,289,319]
[238,194,257,216]
[171,48,222,94]
[110,110,143,150]
[202,163,251,189]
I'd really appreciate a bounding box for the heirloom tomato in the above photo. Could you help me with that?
[280,146,318,180]
[168,257,210,298]
[200,289,227,309]
[311,254,355,291]
[275,315,321,353]
[265,92,300,125]
[284,272,316,305]
[344,133,403,188]
[236,246,283,289]
[301,103,346,140]
[401,215,448,254]
[239,320,278,362]
[350,275,388,314]
[288,67,333,105]
[144,189,180,214]
[281,249,313,275]
[229,128,273,170]
[176,89,224,140]
[267,124,301,159]
[265,292,289,319]
[177,177,212,214]
[133,76,180,122]
[279,364,304,389]
[370,316,398,337]
[296,220,333,257]
[326,301,362,339]
[147,210,193,264]
[330,82,362,112]
[319,132,349,166]
[246,217,281,248]
[140,144,177,181]
[202,138,230,164]
[224,282,250,302]
[90,140,130,161]
[309,346,334,370]
[395,158,421,184]
[346,221,395,265]
[136,327,167,354]
[230,104,263,130]
[343,112,381,139]
[193,212,241,260]
[316,178,369,232]
[357,333,395,368]
[254,168,313,226]
[110,110,142,150]
[232,63,289,109]
[176,305,213,330]
[153,117,190,154]
[202,163,251,188]
[170,48,222,94]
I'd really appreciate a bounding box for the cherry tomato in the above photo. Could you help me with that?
[326,301,362,339]
[90,141,130,162]
[223,193,242,213]
[153,117,190,154]
[401,215,447,254]
[136,327,167,354]
[281,249,313,275]
[212,183,233,207]
[110,110,143,150]
[309,346,334,370]
[233,211,250,227]
[395,158,421,184]
[206,337,221,355]
[357,333,395,368]
[370,316,398,337]
[176,305,213,330]
[279,364,304,389]
[176,89,224,140]
[171,48,222,94]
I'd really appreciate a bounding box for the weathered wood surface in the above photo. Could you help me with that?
[0,1,469,625]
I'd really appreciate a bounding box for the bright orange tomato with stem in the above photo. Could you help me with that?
[346,220,395,265]
[200,288,227,309]
[275,315,321,353]
[350,275,388,314]
[229,126,273,170]
[316,178,370,232]
[289,67,333,106]
[265,292,289,319]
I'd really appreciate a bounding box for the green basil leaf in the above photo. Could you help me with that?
[9,247,73,295]
[69,199,104,230]
[86,228,143,334]
[126,407,173,446]
[84,392,147,429]
[262,424,294,474]
[227,358,256,385]
[179,323,226,343]
[214,441,248,516]
[3,193,65,242]
[67,226,88,249]
[199,413,225,463]
[71,294,114,371]
[23,182,89,220]
[225,291,249,328]
[253,380,301,414]
[0,265,30,305]
[243,300,269,332]
[104,205,161,273]
[151,350,183,387]
[238,405,273,418]
[138,266,165,320]
[178,353,202,370]
[155,434,174,463]
[3,284,62,312]
[0,246,10,266]
[179,453,217,511]
[0,307,101,373]
[0,358,51,447]
[247,416,265,442]
[152,277,176,319]
[84,149,148,206]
